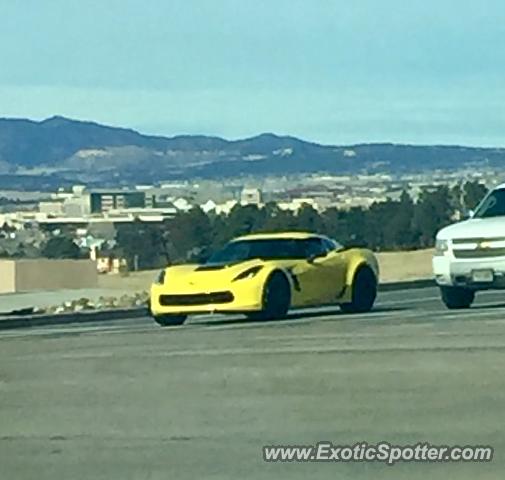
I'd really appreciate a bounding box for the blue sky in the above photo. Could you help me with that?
[1,0,505,146]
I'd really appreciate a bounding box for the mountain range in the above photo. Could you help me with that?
[0,116,503,189]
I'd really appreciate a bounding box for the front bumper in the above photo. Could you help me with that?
[150,281,264,316]
[433,253,505,289]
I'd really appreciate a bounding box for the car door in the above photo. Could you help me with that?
[318,238,348,300]
[291,238,345,306]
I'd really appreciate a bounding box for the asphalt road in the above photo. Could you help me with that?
[1,286,505,480]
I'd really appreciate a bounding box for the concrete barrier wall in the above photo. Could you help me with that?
[0,250,434,295]
[0,259,98,293]
[0,261,16,294]
[376,249,434,283]
[96,249,436,294]
[14,259,98,292]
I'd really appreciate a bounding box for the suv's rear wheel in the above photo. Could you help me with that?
[152,314,187,326]
[340,266,377,313]
[440,286,475,309]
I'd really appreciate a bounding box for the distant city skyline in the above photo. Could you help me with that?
[2,0,505,147]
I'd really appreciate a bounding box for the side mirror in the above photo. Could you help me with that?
[459,209,474,220]
[307,252,326,263]
[196,253,210,264]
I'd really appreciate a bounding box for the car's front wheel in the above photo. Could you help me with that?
[247,271,291,321]
[440,286,475,309]
[152,314,187,326]
[340,266,377,313]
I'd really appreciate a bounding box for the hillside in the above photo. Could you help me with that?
[0,116,503,187]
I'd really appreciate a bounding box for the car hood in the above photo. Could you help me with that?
[438,217,505,240]
[164,258,270,287]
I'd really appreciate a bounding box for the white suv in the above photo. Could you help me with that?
[433,184,505,309]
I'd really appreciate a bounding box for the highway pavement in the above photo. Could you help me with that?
[1,286,505,479]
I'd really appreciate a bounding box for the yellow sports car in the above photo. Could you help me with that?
[150,232,379,326]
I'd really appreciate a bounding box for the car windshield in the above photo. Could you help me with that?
[206,238,332,263]
[473,189,505,218]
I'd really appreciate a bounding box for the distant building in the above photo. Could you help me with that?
[172,197,192,212]
[89,190,146,213]
[240,188,262,205]
[63,198,90,217]
[41,185,91,216]
[278,198,320,212]
[39,200,65,216]
[201,200,217,213]
[215,200,238,215]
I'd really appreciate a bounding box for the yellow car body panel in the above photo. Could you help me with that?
[150,232,379,316]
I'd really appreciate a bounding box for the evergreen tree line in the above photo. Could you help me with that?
[114,181,488,270]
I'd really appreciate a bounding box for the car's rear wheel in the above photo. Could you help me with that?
[152,314,187,326]
[247,271,291,321]
[340,266,377,313]
[440,286,475,309]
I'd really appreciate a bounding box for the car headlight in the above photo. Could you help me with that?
[434,239,449,256]
[155,269,166,284]
[233,265,263,281]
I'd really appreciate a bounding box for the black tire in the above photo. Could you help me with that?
[152,314,187,326]
[440,286,475,309]
[340,266,377,314]
[247,271,291,321]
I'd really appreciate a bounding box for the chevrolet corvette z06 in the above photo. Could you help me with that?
[150,232,379,326]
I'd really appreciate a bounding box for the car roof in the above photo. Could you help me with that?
[232,231,322,242]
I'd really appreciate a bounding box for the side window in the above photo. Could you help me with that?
[322,238,339,252]
[304,238,327,258]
